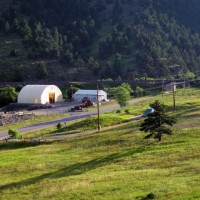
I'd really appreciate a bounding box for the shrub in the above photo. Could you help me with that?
[116,110,121,113]
[56,122,62,130]
[146,193,155,199]
[135,86,144,97]
[15,84,24,92]
[124,109,130,114]
[8,129,22,139]
[0,86,18,107]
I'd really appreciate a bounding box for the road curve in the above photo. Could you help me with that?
[0,97,150,140]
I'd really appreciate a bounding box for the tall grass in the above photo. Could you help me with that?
[0,119,200,199]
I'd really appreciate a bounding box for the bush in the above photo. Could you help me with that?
[15,84,24,92]
[116,110,121,113]
[135,86,144,97]
[0,86,18,107]
[56,122,62,130]
[124,109,130,114]
[8,129,22,139]
[145,193,155,199]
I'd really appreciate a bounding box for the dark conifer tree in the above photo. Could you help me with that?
[140,100,177,141]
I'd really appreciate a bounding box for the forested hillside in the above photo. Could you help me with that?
[1,0,200,81]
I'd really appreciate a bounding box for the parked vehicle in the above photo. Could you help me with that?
[70,97,93,112]
[70,106,83,112]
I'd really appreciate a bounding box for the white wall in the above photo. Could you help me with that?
[74,94,106,102]
[18,85,63,104]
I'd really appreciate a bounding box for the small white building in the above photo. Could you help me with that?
[73,90,107,102]
[18,85,63,104]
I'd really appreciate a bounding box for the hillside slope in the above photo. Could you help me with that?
[1,88,200,199]
[1,0,200,81]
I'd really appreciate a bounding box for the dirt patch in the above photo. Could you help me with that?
[0,112,35,126]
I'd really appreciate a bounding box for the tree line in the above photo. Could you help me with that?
[1,0,200,81]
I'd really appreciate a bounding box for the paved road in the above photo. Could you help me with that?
[0,97,150,140]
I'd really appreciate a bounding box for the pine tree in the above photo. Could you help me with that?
[4,21,10,33]
[140,100,177,141]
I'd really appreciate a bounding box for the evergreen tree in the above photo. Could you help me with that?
[140,100,177,141]
[37,62,48,79]
[4,21,10,33]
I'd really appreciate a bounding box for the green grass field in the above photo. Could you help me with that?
[0,88,200,199]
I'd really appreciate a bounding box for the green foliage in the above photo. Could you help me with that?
[56,122,62,130]
[135,86,144,97]
[121,83,133,93]
[8,129,22,139]
[110,83,132,107]
[140,100,177,141]
[144,193,156,199]
[67,86,79,100]
[15,84,24,92]
[185,71,195,79]
[116,110,121,113]
[37,62,48,79]
[88,57,99,75]
[0,86,18,107]
[2,1,200,81]
[124,109,130,114]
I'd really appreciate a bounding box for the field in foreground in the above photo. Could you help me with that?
[0,88,200,199]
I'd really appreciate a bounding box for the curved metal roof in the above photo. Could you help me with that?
[18,85,62,104]
[74,90,106,96]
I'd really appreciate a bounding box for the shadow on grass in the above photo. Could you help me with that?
[0,145,150,191]
[98,121,141,135]
[0,140,53,150]
[52,130,88,137]
[169,103,200,115]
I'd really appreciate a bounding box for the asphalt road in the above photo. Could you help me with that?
[0,97,150,140]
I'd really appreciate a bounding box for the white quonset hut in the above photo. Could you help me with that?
[73,90,107,102]
[18,85,63,104]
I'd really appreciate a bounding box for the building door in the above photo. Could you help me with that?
[49,92,55,103]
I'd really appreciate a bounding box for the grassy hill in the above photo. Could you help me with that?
[0,88,200,199]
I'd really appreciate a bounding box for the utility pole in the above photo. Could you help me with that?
[71,85,73,102]
[97,84,101,131]
[173,80,176,111]
[184,74,186,88]
[162,80,164,98]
